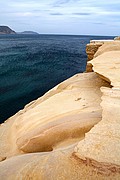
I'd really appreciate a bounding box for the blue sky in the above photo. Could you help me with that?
[0,0,120,35]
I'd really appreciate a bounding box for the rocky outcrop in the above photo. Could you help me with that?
[94,41,120,58]
[90,51,120,87]
[86,40,115,72]
[74,40,120,177]
[0,26,16,34]
[1,146,120,180]
[0,72,110,159]
[0,37,120,179]
[75,87,120,165]
[114,36,120,40]
[86,42,103,61]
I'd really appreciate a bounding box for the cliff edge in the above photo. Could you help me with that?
[0,37,120,179]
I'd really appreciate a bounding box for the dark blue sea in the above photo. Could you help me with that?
[0,34,114,123]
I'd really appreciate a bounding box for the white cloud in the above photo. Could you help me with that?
[0,0,120,35]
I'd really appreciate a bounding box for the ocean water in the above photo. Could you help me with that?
[0,34,114,123]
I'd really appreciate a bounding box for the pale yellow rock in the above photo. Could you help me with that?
[74,87,120,166]
[14,73,110,153]
[74,40,120,178]
[0,147,120,180]
[85,40,116,72]
[86,40,114,62]
[89,51,120,87]
[0,118,23,161]
[94,41,120,58]
[0,72,110,159]
[1,39,120,180]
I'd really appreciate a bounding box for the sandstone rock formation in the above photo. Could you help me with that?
[75,87,120,165]
[0,146,120,180]
[90,51,120,87]
[86,40,120,72]
[74,40,120,178]
[94,41,120,58]
[0,72,110,159]
[0,37,120,179]
[86,40,114,62]
[86,42,103,61]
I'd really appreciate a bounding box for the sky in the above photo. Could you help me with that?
[0,0,120,36]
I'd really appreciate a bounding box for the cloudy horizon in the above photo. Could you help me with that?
[0,0,120,36]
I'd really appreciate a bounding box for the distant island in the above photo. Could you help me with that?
[0,26,39,35]
[18,31,39,35]
[0,26,16,34]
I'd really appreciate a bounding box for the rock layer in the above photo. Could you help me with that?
[86,40,118,72]
[94,41,120,58]
[86,42,103,61]
[0,72,109,159]
[74,40,120,177]
[90,51,120,87]
[74,87,120,166]
[0,149,120,180]
[86,40,114,62]
[0,38,120,179]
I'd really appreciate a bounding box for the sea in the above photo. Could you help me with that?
[0,34,114,123]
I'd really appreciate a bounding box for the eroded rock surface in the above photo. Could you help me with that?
[74,39,120,178]
[90,51,120,87]
[86,42,103,61]
[74,87,120,166]
[0,147,120,180]
[0,38,120,179]
[94,41,120,58]
[86,40,119,72]
[0,72,110,159]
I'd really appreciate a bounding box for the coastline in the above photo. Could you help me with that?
[0,37,120,179]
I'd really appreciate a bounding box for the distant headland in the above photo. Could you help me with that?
[0,26,39,35]
[18,31,39,35]
[0,26,16,34]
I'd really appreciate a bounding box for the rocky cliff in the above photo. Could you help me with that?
[0,38,120,179]
[0,26,16,34]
